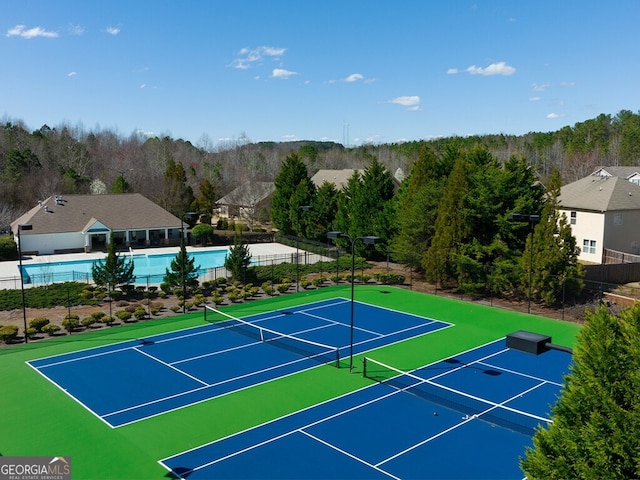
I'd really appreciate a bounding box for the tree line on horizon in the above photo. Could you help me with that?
[1,109,639,230]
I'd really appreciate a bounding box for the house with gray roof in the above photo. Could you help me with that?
[592,166,640,185]
[559,174,640,263]
[11,194,184,255]
[215,181,275,228]
[310,169,362,190]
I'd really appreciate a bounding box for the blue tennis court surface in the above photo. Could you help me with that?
[27,298,450,427]
[160,339,572,479]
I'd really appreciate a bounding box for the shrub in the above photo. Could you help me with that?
[373,272,405,285]
[172,287,184,297]
[91,311,106,321]
[42,323,62,336]
[62,314,80,332]
[81,317,96,328]
[26,327,38,339]
[29,317,50,332]
[277,283,291,293]
[212,293,224,305]
[101,316,116,326]
[0,325,19,343]
[150,304,163,315]
[124,304,139,313]
[193,294,206,306]
[312,276,326,287]
[115,310,133,322]
[227,291,241,303]
[300,277,313,289]
[169,305,180,313]
[79,289,95,300]
[133,306,147,320]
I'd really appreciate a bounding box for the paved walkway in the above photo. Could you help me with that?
[0,243,303,290]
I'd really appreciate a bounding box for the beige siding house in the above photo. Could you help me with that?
[559,174,640,264]
[11,194,184,255]
[215,181,275,225]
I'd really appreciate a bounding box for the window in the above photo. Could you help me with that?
[570,211,577,225]
[583,239,596,255]
[614,213,623,226]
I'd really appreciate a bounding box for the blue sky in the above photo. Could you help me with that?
[2,1,639,148]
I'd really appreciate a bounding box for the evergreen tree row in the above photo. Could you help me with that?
[271,145,585,307]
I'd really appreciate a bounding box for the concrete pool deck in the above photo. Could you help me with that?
[0,243,305,289]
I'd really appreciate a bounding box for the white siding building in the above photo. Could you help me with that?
[559,174,640,264]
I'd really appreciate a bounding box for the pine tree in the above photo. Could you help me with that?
[521,304,640,479]
[308,182,340,242]
[161,157,195,216]
[224,236,252,281]
[91,233,135,294]
[332,156,395,257]
[391,145,444,270]
[423,154,470,286]
[163,241,200,291]
[521,168,584,305]
[271,152,315,235]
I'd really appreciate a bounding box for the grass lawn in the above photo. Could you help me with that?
[0,285,581,479]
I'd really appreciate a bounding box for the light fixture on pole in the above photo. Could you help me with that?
[17,224,33,343]
[327,231,381,371]
[181,212,197,314]
[296,206,313,293]
[508,213,541,314]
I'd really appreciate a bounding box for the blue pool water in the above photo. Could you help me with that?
[22,248,230,285]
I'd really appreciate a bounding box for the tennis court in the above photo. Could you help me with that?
[27,297,450,428]
[160,338,572,479]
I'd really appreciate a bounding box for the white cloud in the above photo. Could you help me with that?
[6,24,58,39]
[529,96,542,102]
[232,45,286,69]
[447,68,458,74]
[68,24,84,36]
[328,73,375,84]
[466,61,515,76]
[272,68,297,79]
[139,83,147,89]
[546,113,566,119]
[389,95,421,108]
[67,71,77,77]
[105,26,120,35]
[560,81,576,87]
[532,82,550,91]
[345,73,364,82]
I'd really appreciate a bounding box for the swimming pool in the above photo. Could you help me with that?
[21,248,230,285]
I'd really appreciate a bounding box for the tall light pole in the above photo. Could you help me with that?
[17,224,33,343]
[327,231,381,371]
[296,206,312,293]
[181,212,197,314]
[508,213,541,314]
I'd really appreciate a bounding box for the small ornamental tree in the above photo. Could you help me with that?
[191,223,213,245]
[91,233,135,297]
[224,236,252,282]
[163,240,200,293]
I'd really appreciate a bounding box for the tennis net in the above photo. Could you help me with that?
[363,356,550,436]
[204,305,340,367]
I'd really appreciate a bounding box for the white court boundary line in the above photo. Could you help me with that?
[158,338,516,477]
[29,297,450,428]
